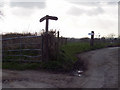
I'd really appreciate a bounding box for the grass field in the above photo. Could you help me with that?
[61,42,109,62]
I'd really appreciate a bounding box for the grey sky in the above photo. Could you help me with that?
[65,0,119,2]
[68,2,105,6]
[0,2,4,7]
[0,1,4,19]
[0,11,3,15]
[69,2,117,6]
[67,6,104,16]
[0,11,2,19]
[10,2,46,9]
[0,0,118,38]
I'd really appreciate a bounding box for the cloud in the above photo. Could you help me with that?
[87,7,104,16]
[66,0,118,7]
[107,2,117,5]
[10,1,46,9]
[0,11,3,16]
[0,8,4,19]
[69,2,102,7]
[0,1,4,19]
[11,8,35,17]
[65,0,119,2]
[67,1,118,8]
[0,1,4,7]
[0,11,2,19]
[67,6,104,16]
[9,1,46,17]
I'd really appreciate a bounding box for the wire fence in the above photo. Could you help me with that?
[2,35,43,62]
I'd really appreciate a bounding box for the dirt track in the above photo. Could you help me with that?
[2,47,119,88]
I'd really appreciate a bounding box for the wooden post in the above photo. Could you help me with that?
[40,15,58,61]
[45,17,49,33]
[57,31,59,40]
[41,34,43,61]
[90,31,94,46]
[19,37,22,63]
[57,31,60,48]
[57,31,60,60]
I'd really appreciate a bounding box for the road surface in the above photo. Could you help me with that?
[2,47,119,88]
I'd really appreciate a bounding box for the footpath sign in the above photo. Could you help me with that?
[40,15,58,33]
[88,31,94,46]
[39,15,58,61]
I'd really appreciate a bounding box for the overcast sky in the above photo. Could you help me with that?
[0,0,119,38]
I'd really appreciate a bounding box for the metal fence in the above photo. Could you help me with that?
[2,35,42,62]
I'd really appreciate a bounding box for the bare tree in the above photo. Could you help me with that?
[107,33,116,39]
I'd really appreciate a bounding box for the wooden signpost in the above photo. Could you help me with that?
[40,15,58,61]
[88,31,94,46]
[40,15,58,33]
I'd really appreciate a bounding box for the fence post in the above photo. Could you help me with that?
[57,31,60,60]
[41,34,43,61]
[20,37,22,62]
[46,33,49,61]
[57,31,59,42]
[42,33,49,62]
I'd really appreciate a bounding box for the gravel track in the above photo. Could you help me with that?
[2,47,119,88]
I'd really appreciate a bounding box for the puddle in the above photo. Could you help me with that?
[72,70,83,77]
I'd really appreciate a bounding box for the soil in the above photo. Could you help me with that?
[2,47,119,88]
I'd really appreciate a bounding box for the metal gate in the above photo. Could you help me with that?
[2,35,42,62]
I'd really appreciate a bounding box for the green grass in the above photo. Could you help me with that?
[2,62,42,70]
[3,50,40,61]
[61,42,108,62]
[2,42,119,71]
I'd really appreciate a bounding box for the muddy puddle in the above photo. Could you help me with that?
[72,70,83,77]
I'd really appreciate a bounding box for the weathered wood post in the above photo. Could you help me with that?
[57,31,60,47]
[40,15,58,61]
[57,31,60,41]
[57,31,60,60]
[90,31,94,46]
[41,34,43,61]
